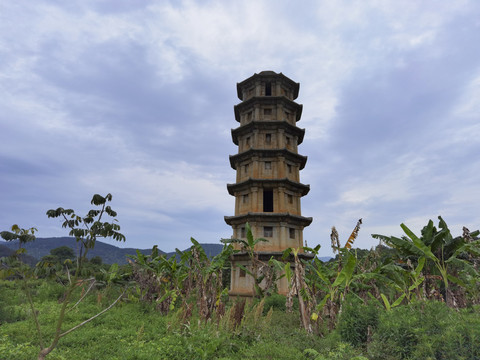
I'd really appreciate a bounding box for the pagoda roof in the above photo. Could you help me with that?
[224,212,313,227]
[229,148,307,169]
[237,71,300,100]
[226,178,310,196]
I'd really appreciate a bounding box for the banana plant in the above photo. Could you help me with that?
[311,250,358,328]
[269,245,320,333]
[129,238,235,321]
[222,222,269,297]
[188,238,233,320]
[372,216,480,307]
[379,256,426,310]
[128,247,189,312]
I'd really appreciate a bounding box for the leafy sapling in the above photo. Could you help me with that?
[1,193,126,360]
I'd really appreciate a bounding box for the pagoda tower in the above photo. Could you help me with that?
[225,71,313,296]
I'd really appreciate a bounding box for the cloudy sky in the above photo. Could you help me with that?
[1,1,479,256]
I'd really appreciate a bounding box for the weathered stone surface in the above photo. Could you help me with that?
[226,71,312,296]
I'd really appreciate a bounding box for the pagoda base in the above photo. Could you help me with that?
[228,251,314,297]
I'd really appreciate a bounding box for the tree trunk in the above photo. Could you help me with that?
[294,254,312,333]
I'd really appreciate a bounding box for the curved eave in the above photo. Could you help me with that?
[236,72,300,100]
[231,121,305,145]
[227,178,310,196]
[234,97,303,122]
[224,212,313,227]
[229,148,307,169]
[231,251,314,262]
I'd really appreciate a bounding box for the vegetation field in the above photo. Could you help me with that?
[2,194,480,359]
[1,280,480,360]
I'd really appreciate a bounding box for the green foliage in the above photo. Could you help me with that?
[222,222,268,257]
[222,222,272,297]
[368,301,480,360]
[1,193,126,360]
[0,280,26,323]
[35,280,67,302]
[0,303,27,323]
[0,225,38,280]
[46,193,125,248]
[337,297,381,347]
[0,224,37,246]
[263,293,287,312]
[2,281,480,360]
[49,246,75,264]
[129,238,233,320]
[0,335,37,360]
[0,289,311,359]
[303,343,366,360]
[90,256,103,266]
[372,216,480,306]
[2,212,479,359]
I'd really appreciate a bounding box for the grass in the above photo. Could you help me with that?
[1,280,480,360]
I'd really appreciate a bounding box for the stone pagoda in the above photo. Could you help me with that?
[225,71,313,297]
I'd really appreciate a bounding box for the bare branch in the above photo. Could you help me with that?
[66,265,72,286]
[69,278,96,311]
[59,290,125,339]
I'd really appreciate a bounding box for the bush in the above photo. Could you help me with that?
[0,335,37,360]
[36,280,66,302]
[0,280,28,323]
[263,293,286,313]
[415,305,480,359]
[337,296,381,347]
[0,304,27,323]
[303,342,367,360]
[368,301,480,360]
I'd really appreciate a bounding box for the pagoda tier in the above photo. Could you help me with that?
[229,148,307,170]
[236,71,300,100]
[234,96,303,124]
[231,121,305,146]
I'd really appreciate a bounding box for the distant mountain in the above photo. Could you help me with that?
[0,237,157,265]
[0,238,225,265]
[0,244,37,267]
[185,243,225,258]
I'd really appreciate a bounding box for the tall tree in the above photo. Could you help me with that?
[50,246,75,264]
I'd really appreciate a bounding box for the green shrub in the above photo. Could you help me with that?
[0,334,37,360]
[237,340,303,359]
[368,302,431,359]
[0,304,27,323]
[264,293,286,313]
[418,306,480,360]
[303,342,366,360]
[337,296,381,347]
[36,280,66,302]
[368,301,480,360]
[0,280,28,323]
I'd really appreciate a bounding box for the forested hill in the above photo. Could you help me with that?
[0,237,225,265]
[0,244,37,266]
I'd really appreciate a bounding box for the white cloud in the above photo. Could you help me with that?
[1,0,480,253]
[80,161,230,214]
[452,73,480,120]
